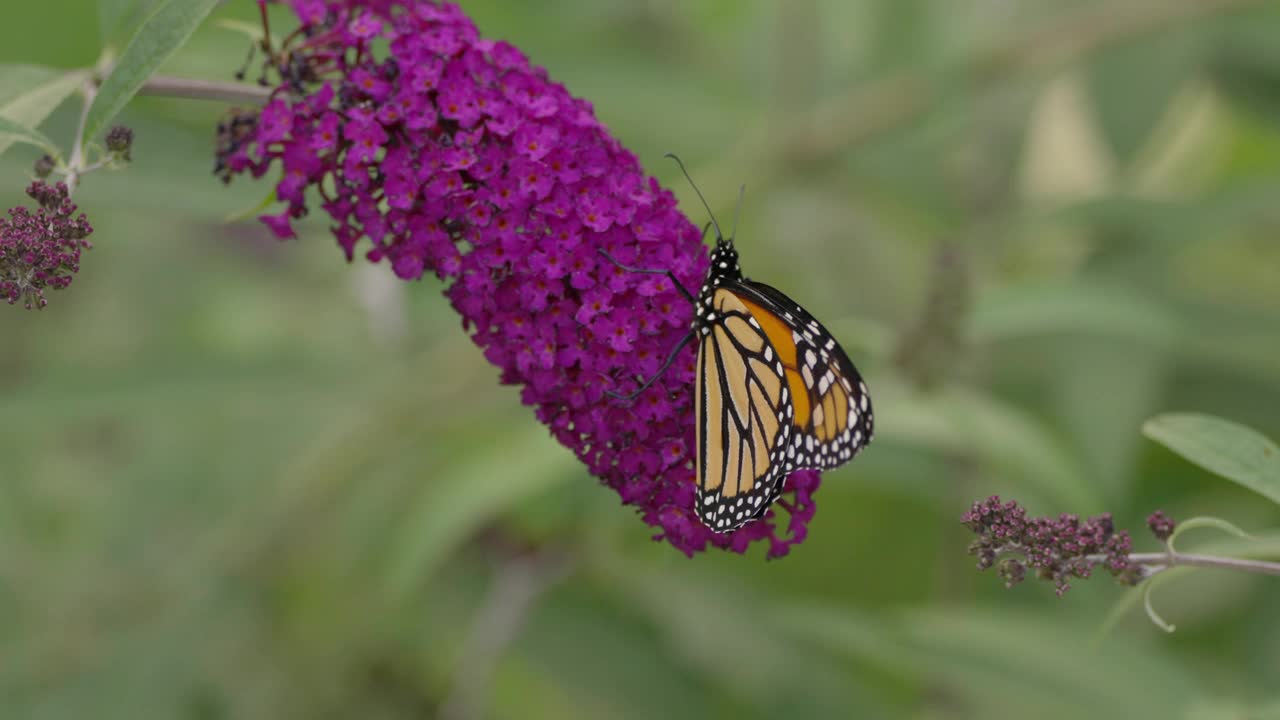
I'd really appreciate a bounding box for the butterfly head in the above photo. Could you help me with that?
[707,238,740,281]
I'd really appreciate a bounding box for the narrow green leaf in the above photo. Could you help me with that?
[0,117,61,158]
[772,603,916,677]
[215,18,278,47]
[98,0,163,49]
[595,561,869,712]
[0,65,62,106]
[1143,413,1280,507]
[83,0,222,147]
[906,608,1198,719]
[971,281,1179,346]
[1167,515,1252,555]
[223,187,277,224]
[382,426,576,598]
[0,69,88,158]
[878,376,1103,511]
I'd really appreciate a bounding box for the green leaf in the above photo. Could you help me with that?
[877,376,1103,511]
[0,116,61,157]
[970,281,1180,347]
[223,187,277,224]
[381,426,577,599]
[0,68,88,158]
[1208,20,1280,129]
[214,18,278,47]
[0,65,62,106]
[82,0,222,148]
[1143,413,1280,507]
[593,561,876,714]
[905,608,1198,719]
[1168,515,1252,555]
[1087,28,1206,164]
[98,0,164,50]
[773,603,916,677]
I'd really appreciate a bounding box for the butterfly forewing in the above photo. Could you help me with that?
[694,288,795,532]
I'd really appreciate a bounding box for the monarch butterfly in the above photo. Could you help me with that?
[604,154,873,533]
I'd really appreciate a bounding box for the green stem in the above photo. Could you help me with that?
[64,80,97,196]
[1128,551,1280,577]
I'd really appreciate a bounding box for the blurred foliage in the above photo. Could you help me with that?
[3,0,1280,718]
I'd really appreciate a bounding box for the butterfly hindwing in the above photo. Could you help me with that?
[726,280,874,472]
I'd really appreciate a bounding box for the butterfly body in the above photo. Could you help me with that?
[690,239,873,532]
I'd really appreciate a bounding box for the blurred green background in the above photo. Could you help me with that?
[3,0,1280,718]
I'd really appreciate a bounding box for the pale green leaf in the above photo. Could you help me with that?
[0,116,61,158]
[83,0,222,147]
[876,376,1103,511]
[98,0,163,49]
[382,426,577,598]
[1144,413,1280,507]
[905,608,1198,719]
[223,187,277,224]
[214,18,278,47]
[0,69,88,158]
[772,603,915,677]
[0,65,62,106]
[971,281,1180,346]
[594,561,875,713]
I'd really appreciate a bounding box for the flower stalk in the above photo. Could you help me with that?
[139,75,273,105]
[964,496,1280,596]
[64,80,98,195]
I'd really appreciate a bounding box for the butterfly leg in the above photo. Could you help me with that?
[597,249,696,306]
[605,330,696,401]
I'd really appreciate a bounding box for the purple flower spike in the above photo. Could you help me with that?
[218,0,825,557]
[0,182,93,310]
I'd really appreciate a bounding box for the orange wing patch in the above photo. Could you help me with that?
[727,291,812,429]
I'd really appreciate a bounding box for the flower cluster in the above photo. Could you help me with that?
[217,0,822,556]
[961,496,1144,595]
[1146,510,1176,542]
[0,181,93,309]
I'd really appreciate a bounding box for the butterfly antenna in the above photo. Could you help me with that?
[730,184,745,243]
[665,153,725,243]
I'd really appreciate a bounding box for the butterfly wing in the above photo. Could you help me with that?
[728,280,874,473]
[692,281,873,533]
[694,287,796,532]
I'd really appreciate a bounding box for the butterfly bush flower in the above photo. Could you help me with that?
[217,0,822,557]
[962,496,1148,595]
[0,181,93,309]
[1146,510,1176,542]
